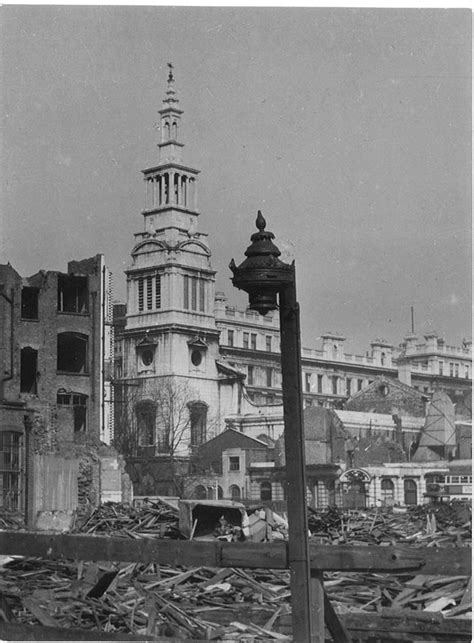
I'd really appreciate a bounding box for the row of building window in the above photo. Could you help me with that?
[439,361,470,378]
[304,373,366,396]
[192,482,273,502]
[227,330,274,352]
[20,333,89,394]
[21,277,90,320]
[136,399,208,449]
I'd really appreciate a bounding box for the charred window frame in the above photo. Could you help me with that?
[20,347,38,394]
[57,332,88,373]
[21,287,39,320]
[57,275,89,314]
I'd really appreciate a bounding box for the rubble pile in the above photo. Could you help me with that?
[0,501,470,640]
[74,499,181,539]
[308,502,472,547]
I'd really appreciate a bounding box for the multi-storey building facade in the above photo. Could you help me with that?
[0,255,115,522]
[215,292,472,414]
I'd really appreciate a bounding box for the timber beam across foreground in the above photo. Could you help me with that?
[0,530,470,575]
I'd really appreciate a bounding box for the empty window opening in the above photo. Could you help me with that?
[227,330,234,347]
[0,431,23,512]
[381,352,386,366]
[305,373,311,393]
[20,347,38,394]
[439,362,444,376]
[332,376,338,395]
[199,280,205,312]
[229,456,240,471]
[57,275,88,314]
[260,481,272,501]
[189,402,207,447]
[57,393,87,432]
[57,332,88,373]
[136,401,156,446]
[357,379,363,391]
[21,287,39,320]
[266,336,272,352]
[250,334,257,350]
[243,333,249,349]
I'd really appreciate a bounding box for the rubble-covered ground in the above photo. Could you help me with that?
[0,501,471,641]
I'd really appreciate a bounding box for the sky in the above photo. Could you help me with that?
[1,7,471,353]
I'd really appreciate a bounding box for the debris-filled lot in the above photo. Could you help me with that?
[0,500,471,641]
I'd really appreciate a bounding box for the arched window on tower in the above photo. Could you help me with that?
[135,400,156,446]
[172,121,177,139]
[188,401,208,447]
[164,121,170,140]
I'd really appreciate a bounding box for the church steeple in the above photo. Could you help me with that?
[141,65,200,225]
[158,63,184,163]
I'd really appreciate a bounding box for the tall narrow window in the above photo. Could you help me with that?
[155,275,161,309]
[332,376,338,395]
[228,330,234,347]
[305,373,311,393]
[449,363,454,376]
[138,278,144,312]
[317,374,323,393]
[251,333,257,350]
[21,288,39,320]
[346,378,352,397]
[247,365,254,385]
[439,361,444,376]
[189,402,208,447]
[72,394,87,432]
[20,347,38,394]
[146,276,153,310]
[136,401,156,446]
[191,277,197,310]
[265,336,272,352]
[199,280,205,312]
[455,364,459,378]
[243,333,249,349]
[260,481,272,501]
[0,432,22,512]
[266,367,273,388]
[184,276,189,309]
[357,379,363,391]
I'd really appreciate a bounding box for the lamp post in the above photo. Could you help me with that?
[230,212,321,642]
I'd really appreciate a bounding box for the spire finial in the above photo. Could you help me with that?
[256,210,266,232]
[167,62,174,83]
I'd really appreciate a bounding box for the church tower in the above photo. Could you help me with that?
[121,67,224,457]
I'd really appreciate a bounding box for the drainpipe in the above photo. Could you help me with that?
[0,288,14,401]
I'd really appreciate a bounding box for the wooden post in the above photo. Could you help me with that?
[279,279,322,642]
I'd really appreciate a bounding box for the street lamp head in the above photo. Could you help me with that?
[229,211,294,315]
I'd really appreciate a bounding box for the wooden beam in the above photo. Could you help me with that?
[341,610,472,642]
[0,531,470,575]
[0,622,159,641]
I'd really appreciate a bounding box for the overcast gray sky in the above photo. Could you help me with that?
[1,7,471,353]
